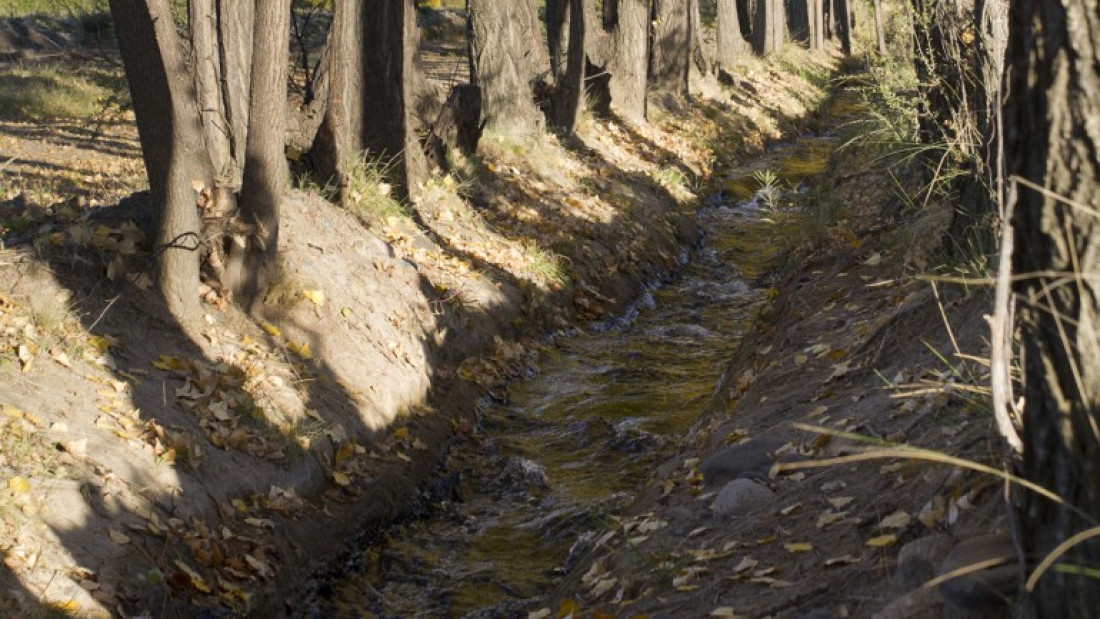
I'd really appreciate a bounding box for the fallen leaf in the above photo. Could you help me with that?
[828,497,854,509]
[784,542,813,553]
[779,503,802,516]
[332,471,351,486]
[866,534,897,548]
[710,608,749,618]
[108,529,130,545]
[174,560,211,593]
[8,477,31,494]
[301,289,325,306]
[879,510,911,529]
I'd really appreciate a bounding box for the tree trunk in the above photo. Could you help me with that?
[834,0,851,54]
[716,0,750,67]
[312,0,426,200]
[230,0,290,308]
[604,0,650,121]
[650,0,691,93]
[468,0,547,133]
[788,0,810,42]
[752,0,786,56]
[872,0,886,56]
[1009,1,1100,612]
[738,0,754,38]
[189,0,253,187]
[809,0,825,50]
[110,0,212,325]
[546,0,586,133]
[688,0,714,91]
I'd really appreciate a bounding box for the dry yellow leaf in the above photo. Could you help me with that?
[784,542,814,553]
[866,534,897,548]
[332,471,351,486]
[8,477,30,494]
[301,289,325,306]
[879,510,911,529]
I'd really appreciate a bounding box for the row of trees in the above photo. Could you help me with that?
[109,0,863,327]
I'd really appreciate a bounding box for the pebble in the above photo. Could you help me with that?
[711,478,775,518]
[936,533,1019,611]
[895,533,954,593]
[871,587,942,619]
[701,436,787,486]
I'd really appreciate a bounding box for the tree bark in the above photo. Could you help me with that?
[716,0,750,67]
[546,0,586,133]
[872,0,886,56]
[688,0,714,91]
[604,0,650,121]
[468,0,547,133]
[833,0,851,54]
[189,0,253,187]
[788,0,810,42]
[808,0,825,50]
[312,0,426,200]
[111,0,212,325]
[1009,1,1100,614]
[650,0,691,93]
[752,0,786,56]
[230,0,290,308]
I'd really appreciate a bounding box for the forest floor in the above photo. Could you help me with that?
[0,13,1010,619]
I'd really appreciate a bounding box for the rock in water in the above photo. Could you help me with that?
[712,478,775,518]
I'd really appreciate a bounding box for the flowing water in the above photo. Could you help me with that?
[304,98,857,619]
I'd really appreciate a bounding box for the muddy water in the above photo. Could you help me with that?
[304,104,854,619]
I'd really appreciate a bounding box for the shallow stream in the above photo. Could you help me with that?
[303,97,858,619]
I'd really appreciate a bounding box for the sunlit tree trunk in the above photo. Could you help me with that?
[229,0,290,307]
[468,0,547,133]
[717,0,750,67]
[111,0,213,325]
[752,0,786,56]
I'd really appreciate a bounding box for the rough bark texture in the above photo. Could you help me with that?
[717,0,750,67]
[1009,1,1100,614]
[752,0,786,56]
[601,0,650,121]
[312,0,426,200]
[230,0,290,308]
[189,0,253,186]
[111,0,212,325]
[546,0,586,133]
[468,0,547,133]
[425,83,482,171]
[649,0,691,94]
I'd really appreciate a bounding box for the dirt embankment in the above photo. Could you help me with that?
[539,86,1010,618]
[0,36,841,618]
